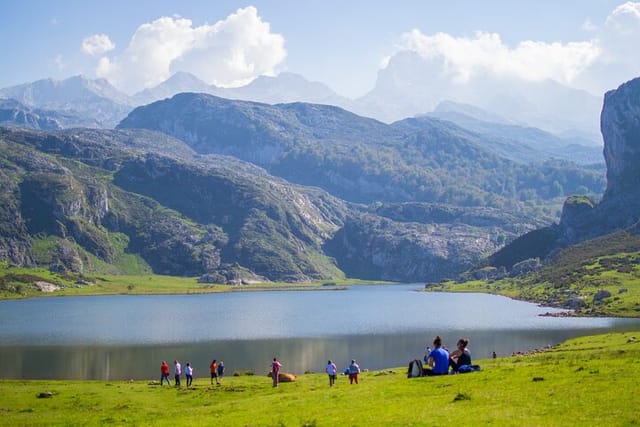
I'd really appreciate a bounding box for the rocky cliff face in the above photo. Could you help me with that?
[601,78,640,201]
[552,77,640,249]
[488,77,640,270]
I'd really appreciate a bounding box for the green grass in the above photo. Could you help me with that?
[434,236,640,317]
[0,262,394,300]
[0,331,638,426]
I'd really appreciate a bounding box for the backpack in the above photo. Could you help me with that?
[457,364,481,373]
[407,359,424,378]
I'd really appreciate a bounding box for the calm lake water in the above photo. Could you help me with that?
[1,285,639,380]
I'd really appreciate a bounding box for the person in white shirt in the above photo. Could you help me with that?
[326,360,337,386]
[184,362,193,387]
[348,359,361,384]
[174,360,182,387]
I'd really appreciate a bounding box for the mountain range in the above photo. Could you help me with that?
[3,70,636,284]
[0,123,550,283]
[0,69,603,147]
[117,93,604,208]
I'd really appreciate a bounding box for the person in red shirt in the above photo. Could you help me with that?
[210,359,218,385]
[160,361,171,386]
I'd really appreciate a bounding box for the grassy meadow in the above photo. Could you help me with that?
[0,331,638,426]
[431,239,640,318]
[0,262,389,300]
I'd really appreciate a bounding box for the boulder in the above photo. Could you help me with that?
[267,371,296,382]
[593,289,612,304]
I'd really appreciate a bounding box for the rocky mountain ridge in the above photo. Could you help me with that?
[0,125,545,282]
[117,93,605,209]
[1,71,601,147]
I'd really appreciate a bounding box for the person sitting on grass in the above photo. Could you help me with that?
[449,338,472,373]
[425,336,449,376]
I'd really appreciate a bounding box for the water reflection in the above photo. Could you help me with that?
[1,286,639,379]
[2,325,639,380]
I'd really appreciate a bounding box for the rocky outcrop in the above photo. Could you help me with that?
[325,213,510,282]
[601,78,640,200]
[557,77,640,245]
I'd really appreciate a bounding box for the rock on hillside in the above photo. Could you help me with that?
[558,77,640,243]
[488,77,640,269]
[600,77,640,201]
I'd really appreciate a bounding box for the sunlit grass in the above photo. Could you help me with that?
[0,263,396,300]
[0,331,637,426]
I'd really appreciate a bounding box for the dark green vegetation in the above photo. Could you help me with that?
[0,127,349,284]
[118,93,604,209]
[0,332,637,426]
[0,262,382,299]
[0,118,561,286]
[436,230,640,317]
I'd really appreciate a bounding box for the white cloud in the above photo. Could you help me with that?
[398,29,600,86]
[576,1,640,92]
[95,6,286,94]
[600,1,640,60]
[385,2,640,96]
[82,34,115,56]
[604,1,640,35]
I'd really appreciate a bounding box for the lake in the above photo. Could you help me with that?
[1,285,639,380]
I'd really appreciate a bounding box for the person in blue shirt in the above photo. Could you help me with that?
[425,336,449,376]
[217,360,225,384]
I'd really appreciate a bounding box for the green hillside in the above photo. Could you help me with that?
[119,93,604,211]
[434,230,640,317]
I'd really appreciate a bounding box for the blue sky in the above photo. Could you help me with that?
[0,1,636,97]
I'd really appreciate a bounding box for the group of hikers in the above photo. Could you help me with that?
[159,336,477,387]
[159,359,225,387]
[408,335,480,377]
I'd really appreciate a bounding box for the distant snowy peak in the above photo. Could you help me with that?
[0,75,130,107]
[0,76,132,128]
[227,72,350,106]
[130,71,351,108]
[131,72,217,106]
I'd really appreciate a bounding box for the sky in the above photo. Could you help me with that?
[1,0,638,98]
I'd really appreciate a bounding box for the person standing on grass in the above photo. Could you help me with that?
[326,360,338,386]
[174,360,182,387]
[210,359,218,385]
[271,357,282,387]
[184,362,193,387]
[160,361,171,386]
[348,359,361,384]
[217,360,225,384]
